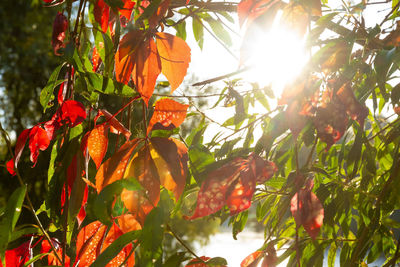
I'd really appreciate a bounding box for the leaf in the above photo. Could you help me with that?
[28,125,50,166]
[12,128,30,170]
[60,100,87,127]
[204,17,232,46]
[0,185,27,265]
[138,207,164,266]
[186,256,210,267]
[52,12,68,55]
[189,154,276,219]
[122,145,160,224]
[95,139,140,192]
[281,3,309,37]
[155,32,191,92]
[100,109,131,140]
[192,17,204,49]
[150,137,188,201]
[290,179,324,239]
[1,240,32,267]
[241,251,263,267]
[116,30,161,105]
[40,63,65,111]
[88,124,109,169]
[83,72,136,97]
[237,0,281,28]
[90,229,140,267]
[147,98,189,134]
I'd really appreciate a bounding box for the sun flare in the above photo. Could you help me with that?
[241,15,308,95]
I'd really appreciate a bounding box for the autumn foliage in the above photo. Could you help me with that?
[2,0,400,265]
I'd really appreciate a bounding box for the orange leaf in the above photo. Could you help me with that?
[155,32,191,92]
[116,214,142,233]
[150,137,188,201]
[88,124,109,169]
[149,0,170,28]
[237,0,281,28]
[95,139,139,192]
[75,221,107,266]
[147,98,189,133]
[133,37,161,105]
[122,146,160,224]
[281,3,309,37]
[241,251,263,267]
[75,221,135,266]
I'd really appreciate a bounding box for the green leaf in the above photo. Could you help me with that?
[193,16,204,49]
[94,179,143,226]
[163,252,189,267]
[174,20,187,41]
[23,253,49,267]
[83,72,137,97]
[40,63,65,111]
[93,29,114,76]
[138,207,164,267]
[0,185,27,265]
[327,243,337,267]
[90,230,141,267]
[206,257,228,266]
[204,17,232,47]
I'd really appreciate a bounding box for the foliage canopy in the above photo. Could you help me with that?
[2,0,400,266]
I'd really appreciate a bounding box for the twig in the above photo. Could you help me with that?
[192,66,251,86]
[166,224,203,261]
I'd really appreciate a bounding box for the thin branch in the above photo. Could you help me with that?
[166,224,203,261]
[192,66,251,86]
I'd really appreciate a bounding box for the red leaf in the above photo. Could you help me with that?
[119,0,136,23]
[336,83,369,128]
[190,154,276,219]
[41,239,70,266]
[1,240,32,267]
[155,32,191,92]
[226,172,255,215]
[13,128,30,169]
[290,179,324,239]
[88,124,109,169]
[186,256,210,267]
[52,12,68,55]
[95,139,139,192]
[28,125,50,166]
[6,159,16,176]
[241,251,263,267]
[94,0,110,32]
[237,0,281,28]
[147,98,189,134]
[60,100,87,127]
[100,109,131,140]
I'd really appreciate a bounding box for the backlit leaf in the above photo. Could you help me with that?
[95,139,140,192]
[290,179,324,239]
[155,32,191,92]
[28,125,50,166]
[147,98,189,133]
[88,124,109,169]
[241,251,263,267]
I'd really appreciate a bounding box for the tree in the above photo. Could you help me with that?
[1,0,400,266]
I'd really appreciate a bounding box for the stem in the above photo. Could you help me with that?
[142,100,148,140]
[166,224,203,261]
[192,66,251,86]
[0,123,63,264]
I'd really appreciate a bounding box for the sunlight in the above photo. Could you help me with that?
[242,12,308,96]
